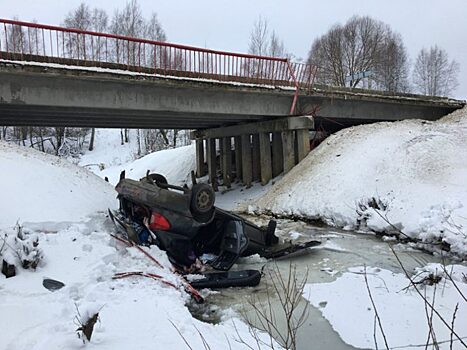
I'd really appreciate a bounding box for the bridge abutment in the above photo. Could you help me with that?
[193,116,314,190]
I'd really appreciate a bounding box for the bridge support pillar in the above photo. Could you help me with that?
[196,139,206,177]
[206,138,217,190]
[295,129,310,163]
[259,132,272,185]
[282,131,295,173]
[241,135,253,188]
[272,132,283,177]
[252,134,260,182]
[193,116,313,187]
[222,137,232,188]
[234,136,242,182]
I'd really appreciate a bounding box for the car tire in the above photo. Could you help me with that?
[147,173,168,186]
[190,183,215,220]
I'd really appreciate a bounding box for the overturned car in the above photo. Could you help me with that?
[109,171,320,288]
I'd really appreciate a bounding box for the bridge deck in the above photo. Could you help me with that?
[0,59,464,129]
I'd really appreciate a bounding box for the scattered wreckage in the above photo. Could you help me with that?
[108,171,320,290]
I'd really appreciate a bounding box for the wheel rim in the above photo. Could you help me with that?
[196,190,211,211]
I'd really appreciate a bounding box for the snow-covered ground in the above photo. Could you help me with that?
[0,141,116,228]
[254,106,467,257]
[0,141,275,350]
[2,105,467,350]
[80,130,196,187]
[304,264,467,349]
[78,129,270,209]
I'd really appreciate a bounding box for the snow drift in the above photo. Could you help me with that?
[87,142,196,187]
[254,106,467,255]
[304,265,467,349]
[0,141,116,228]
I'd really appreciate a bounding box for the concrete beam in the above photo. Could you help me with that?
[222,137,232,188]
[241,135,252,187]
[295,129,310,163]
[193,116,314,139]
[282,131,295,173]
[195,139,205,177]
[234,136,242,182]
[0,63,462,130]
[252,134,260,181]
[272,132,283,177]
[206,138,217,190]
[259,132,272,185]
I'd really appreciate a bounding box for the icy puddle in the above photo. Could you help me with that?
[196,218,466,350]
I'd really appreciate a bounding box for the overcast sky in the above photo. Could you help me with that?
[2,0,466,99]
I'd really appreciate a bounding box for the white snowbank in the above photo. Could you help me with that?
[0,141,116,228]
[254,106,467,255]
[79,129,142,171]
[89,142,196,187]
[0,140,276,350]
[0,222,274,350]
[304,265,467,349]
[79,130,269,211]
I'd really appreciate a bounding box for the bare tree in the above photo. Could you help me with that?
[308,16,409,92]
[7,16,27,54]
[110,0,146,67]
[63,3,108,152]
[145,12,167,68]
[248,17,288,58]
[248,16,270,56]
[269,31,286,58]
[374,32,410,92]
[413,45,460,97]
[63,3,92,31]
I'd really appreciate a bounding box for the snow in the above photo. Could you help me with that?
[0,59,281,90]
[304,265,467,349]
[254,106,467,256]
[0,222,271,350]
[79,129,142,171]
[0,141,277,350]
[0,141,116,228]
[84,140,197,187]
[79,130,271,210]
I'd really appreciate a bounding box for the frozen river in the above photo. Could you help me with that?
[191,216,458,350]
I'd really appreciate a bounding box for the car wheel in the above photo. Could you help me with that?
[147,173,168,186]
[190,183,215,217]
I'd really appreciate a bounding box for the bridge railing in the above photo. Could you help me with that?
[0,19,317,100]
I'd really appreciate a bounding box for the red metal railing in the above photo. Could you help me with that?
[0,18,317,114]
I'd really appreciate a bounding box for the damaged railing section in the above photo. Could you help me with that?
[0,18,317,98]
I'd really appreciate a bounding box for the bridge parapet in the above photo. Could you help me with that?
[0,18,317,114]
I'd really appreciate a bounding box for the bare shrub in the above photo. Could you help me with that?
[238,263,309,350]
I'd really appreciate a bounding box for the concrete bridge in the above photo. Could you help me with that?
[0,60,462,130]
[0,18,464,188]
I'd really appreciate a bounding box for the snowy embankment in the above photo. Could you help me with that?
[79,129,196,186]
[0,141,274,350]
[254,106,467,256]
[0,141,116,228]
[304,264,467,349]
